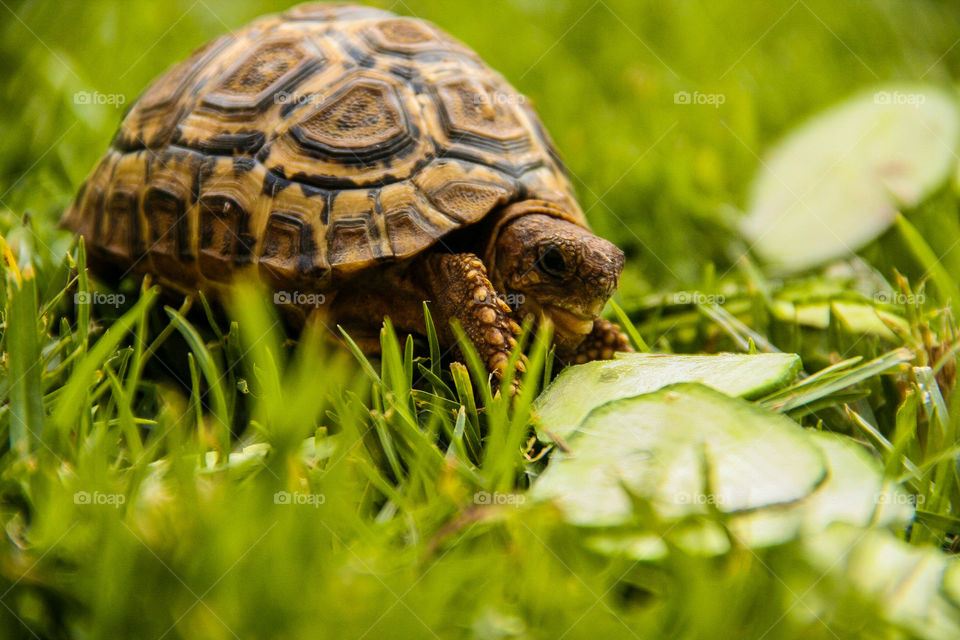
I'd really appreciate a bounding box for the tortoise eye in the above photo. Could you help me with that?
[536,245,568,278]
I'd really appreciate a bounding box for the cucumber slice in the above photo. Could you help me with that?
[740,85,959,273]
[536,390,913,557]
[727,431,913,547]
[535,352,801,442]
[532,383,826,527]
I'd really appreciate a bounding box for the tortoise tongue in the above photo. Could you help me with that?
[544,306,594,337]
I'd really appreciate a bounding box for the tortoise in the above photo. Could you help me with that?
[60,2,631,377]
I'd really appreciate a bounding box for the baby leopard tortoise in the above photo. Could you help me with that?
[61,2,632,377]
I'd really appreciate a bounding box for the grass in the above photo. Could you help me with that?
[3,0,960,638]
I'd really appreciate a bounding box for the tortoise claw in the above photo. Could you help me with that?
[565,317,633,365]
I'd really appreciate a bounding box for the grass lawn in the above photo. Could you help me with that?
[3,0,960,638]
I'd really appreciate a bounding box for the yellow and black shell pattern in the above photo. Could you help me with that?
[61,2,585,295]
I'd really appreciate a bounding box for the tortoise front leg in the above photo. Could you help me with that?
[422,253,522,378]
[561,317,633,365]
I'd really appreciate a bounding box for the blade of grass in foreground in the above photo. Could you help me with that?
[74,238,90,352]
[48,287,160,450]
[165,307,231,459]
[610,299,649,352]
[895,214,960,315]
[5,261,44,452]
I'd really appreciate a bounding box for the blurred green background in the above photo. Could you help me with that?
[5,0,960,291]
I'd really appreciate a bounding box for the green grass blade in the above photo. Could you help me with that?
[165,307,231,458]
[423,302,442,379]
[609,299,649,352]
[6,264,44,451]
[895,213,960,312]
[49,287,159,442]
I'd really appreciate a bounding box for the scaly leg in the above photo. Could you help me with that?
[422,253,523,378]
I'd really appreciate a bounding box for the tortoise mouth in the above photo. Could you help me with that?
[543,305,595,337]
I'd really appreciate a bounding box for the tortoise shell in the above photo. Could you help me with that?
[61,2,585,296]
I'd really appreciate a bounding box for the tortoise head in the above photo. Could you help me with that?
[487,204,624,350]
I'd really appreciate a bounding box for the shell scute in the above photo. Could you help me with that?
[263,72,431,190]
[292,78,412,161]
[324,189,385,270]
[258,211,328,291]
[96,152,150,264]
[201,36,326,113]
[195,156,267,281]
[379,181,458,259]
[433,78,531,152]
